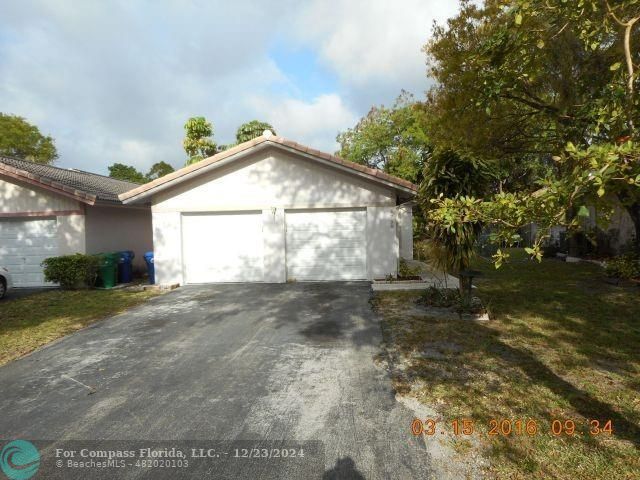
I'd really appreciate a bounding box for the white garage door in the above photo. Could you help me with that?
[181,212,264,283]
[0,218,58,287]
[285,209,367,281]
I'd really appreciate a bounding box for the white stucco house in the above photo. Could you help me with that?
[120,132,416,285]
[0,156,153,287]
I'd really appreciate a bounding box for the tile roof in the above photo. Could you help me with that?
[0,156,140,204]
[120,133,417,202]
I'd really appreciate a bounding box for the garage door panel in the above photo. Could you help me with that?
[182,212,264,283]
[285,231,363,243]
[0,218,58,287]
[285,209,367,281]
[287,246,366,262]
[287,265,366,281]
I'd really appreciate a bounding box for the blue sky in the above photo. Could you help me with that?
[0,1,459,174]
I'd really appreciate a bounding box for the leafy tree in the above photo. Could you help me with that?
[0,113,58,164]
[108,163,147,184]
[418,149,495,295]
[146,161,174,181]
[235,120,276,144]
[423,0,640,256]
[183,116,217,165]
[336,92,431,184]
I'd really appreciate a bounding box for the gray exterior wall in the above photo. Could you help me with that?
[84,205,153,269]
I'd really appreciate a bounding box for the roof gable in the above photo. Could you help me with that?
[119,133,417,204]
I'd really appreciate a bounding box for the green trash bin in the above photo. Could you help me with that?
[95,253,118,288]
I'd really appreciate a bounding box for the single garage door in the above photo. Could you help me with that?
[181,212,264,283]
[285,208,367,281]
[0,218,58,287]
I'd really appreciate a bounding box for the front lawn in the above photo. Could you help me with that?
[374,253,640,479]
[0,289,161,366]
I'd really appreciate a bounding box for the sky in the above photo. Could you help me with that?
[0,0,460,175]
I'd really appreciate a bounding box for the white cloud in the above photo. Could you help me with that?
[247,94,358,153]
[0,0,294,172]
[292,0,459,101]
[0,0,460,174]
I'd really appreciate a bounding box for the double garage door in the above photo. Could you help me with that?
[181,209,366,283]
[0,218,58,287]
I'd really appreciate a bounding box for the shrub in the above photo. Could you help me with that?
[42,254,100,289]
[418,286,486,315]
[605,253,640,280]
[419,286,461,308]
[398,258,422,278]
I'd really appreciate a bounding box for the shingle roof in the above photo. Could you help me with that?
[120,133,417,203]
[0,156,140,204]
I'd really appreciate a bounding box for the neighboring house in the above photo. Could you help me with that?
[524,202,636,256]
[0,157,153,287]
[120,131,416,285]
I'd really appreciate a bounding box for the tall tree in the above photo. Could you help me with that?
[423,0,640,250]
[183,117,217,166]
[146,161,174,180]
[236,120,276,144]
[0,113,58,164]
[336,92,431,184]
[108,163,147,184]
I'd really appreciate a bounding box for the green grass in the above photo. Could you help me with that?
[374,252,640,479]
[0,289,161,366]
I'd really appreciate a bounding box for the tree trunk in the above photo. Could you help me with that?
[623,201,640,255]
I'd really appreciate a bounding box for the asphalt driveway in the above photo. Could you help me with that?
[0,283,435,479]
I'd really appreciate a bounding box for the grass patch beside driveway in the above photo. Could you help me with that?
[373,255,640,479]
[0,289,161,366]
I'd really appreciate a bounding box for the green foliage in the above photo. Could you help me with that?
[418,148,494,281]
[109,161,175,183]
[605,252,640,279]
[421,149,495,199]
[424,0,639,187]
[422,0,640,263]
[417,285,485,314]
[0,113,58,164]
[398,258,421,278]
[419,285,461,308]
[146,161,174,180]
[426,142,640,266]
[236,120,275,144]
[42,254,99,289]
[183,116,217,165]
[336,92,431,183]
[108,163,147,183]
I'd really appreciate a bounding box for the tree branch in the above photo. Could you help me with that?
[606,1,639,131]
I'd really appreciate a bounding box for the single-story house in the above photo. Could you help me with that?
[0,156,153,287]
[120,131,416,285]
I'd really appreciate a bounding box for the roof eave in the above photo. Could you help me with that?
[120,140,417,204]
[0,164,97,205]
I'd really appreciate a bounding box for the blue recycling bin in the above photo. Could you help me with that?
[117,250,135,284]
[144,251,155,285]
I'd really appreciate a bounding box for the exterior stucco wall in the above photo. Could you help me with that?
[84,205,153,269]
[56,214,86,255]
[152,148,395,212]
[1,176,86,264]
[152,211,182,285]
[0,176,81,214]
[150,148,403,284]
[397,205,413,260]
[606,204,635,252]
[367,207,399,279]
